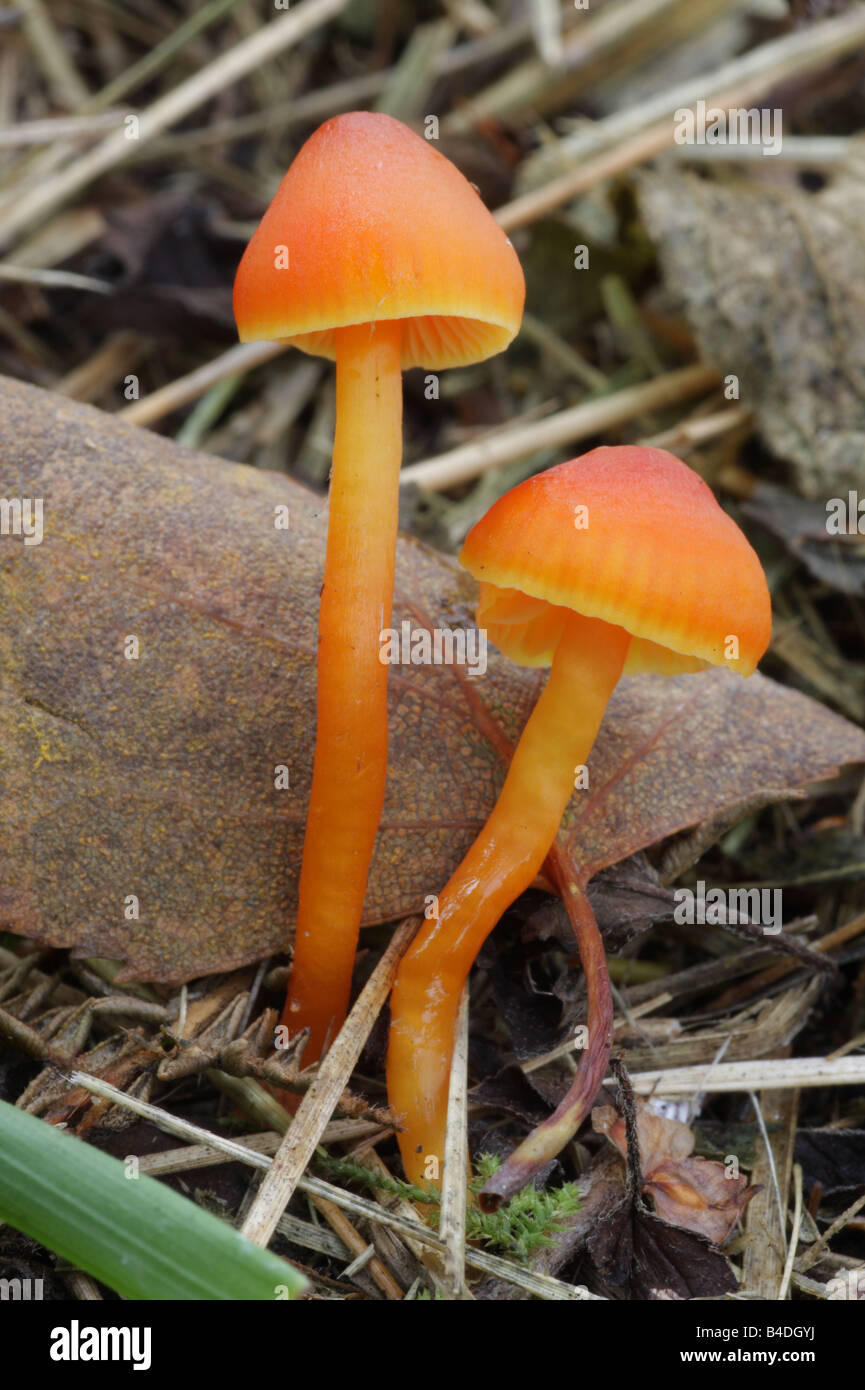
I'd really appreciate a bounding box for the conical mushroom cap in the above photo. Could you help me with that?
[460,446,772,676]
[233,112,525,370]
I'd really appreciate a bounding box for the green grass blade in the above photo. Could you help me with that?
[0,1100,307,1300]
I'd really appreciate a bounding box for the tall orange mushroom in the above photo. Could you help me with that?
[234,113,525,1060]
[387,445,772,1187]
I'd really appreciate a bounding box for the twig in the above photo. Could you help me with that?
[444,0,685,134]
[616,1056,865,1094]
[119,341,286,426]
[137,18,534,160]
[56,331,144,402]
[79,0,251,114]
[0,113,124,145]
[0,0,350,252]
[778,1164,804,1301]
[399,365,720,492]
[530,0,564,68]
[751,1088,789,1253]
[641,406,752,453]
[136,1128,382,1177]
[0,263,110,293]
[741,1066,799,1297]
[442,0,497,36]
[440,984,470,1298]
[239,916,420,1249]
[796,1191,865,1274]
[61,1270,104,1300]
[17,0,89,108]
[672,135,857,164]
[509,7,865,220]
[827,1028,865,1061]
[497,116,680,233]
[711,910,865,1012]
[307,1192,404,1300]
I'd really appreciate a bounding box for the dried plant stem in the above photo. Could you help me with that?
[0,0,349,252]
[618,1055,865,1094]
[307,1191,404,1299]
[0,113,124,146]
[0,262,110,294]
[742,1070,798,1297]
[62,1270,104,1300]
[711,909,865,1011]
[440,985,471,1299]
[79,0,251,115]
[17,0,90,109]
[508,7,865,224]
[778,1164,804,1301]
[641,405,752,452]
[497,114,679,233]
[445,0,688,134]
[672,136,854,164]
[400,364,719,492]
[119,341,286,426]
[796,1190,865,1274]
[139,18,533,159]
[442,0,497,36]
[239,916,420,1249]
[530,0,564,67]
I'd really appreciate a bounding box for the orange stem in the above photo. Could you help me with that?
[387,612,631,1187]
[284,320,403,1060]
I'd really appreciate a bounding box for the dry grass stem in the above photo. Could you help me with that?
[238,916,420,1249]
[618,1055,865,1095]
[0,0,350,251]
[440,984,470,1300]
[400,365,719,491]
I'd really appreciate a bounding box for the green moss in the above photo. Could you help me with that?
[316,1152,581,1265]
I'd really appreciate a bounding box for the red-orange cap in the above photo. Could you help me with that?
[233,112,525,370]
[459,446,772,676]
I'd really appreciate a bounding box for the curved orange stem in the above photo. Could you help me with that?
[284,320,403,1061]
[387,612,630,1187]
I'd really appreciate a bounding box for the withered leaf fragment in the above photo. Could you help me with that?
[593,1102,760,1246]
[640,166,865,496]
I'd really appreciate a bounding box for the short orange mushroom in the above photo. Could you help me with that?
[387,445,772,1187]
[233,112,524,1060]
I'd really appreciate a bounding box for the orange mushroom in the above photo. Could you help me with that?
[234,113,524,1060]
[387,445,772,1187]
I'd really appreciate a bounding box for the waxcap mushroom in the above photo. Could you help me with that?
[388,445,771,1187]
[461,444,771,675]
[233,112,525,1062]
[234,110,525,369]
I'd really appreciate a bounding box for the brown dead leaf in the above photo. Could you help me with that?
[587,1192,737,1300]
[743,481,865,597]
[1,374,864,982]
[82,188,236,338]
[640,165,865,496]
[593,1102,760,1245]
